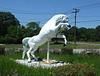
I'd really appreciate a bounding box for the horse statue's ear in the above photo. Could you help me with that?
[55,20,58,26]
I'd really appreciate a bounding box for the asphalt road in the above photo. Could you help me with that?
[69,42,100,45]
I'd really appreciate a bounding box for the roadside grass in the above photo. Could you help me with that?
[41,42,100,49]
[1,42,100,76]
[4,44,22,48]
[4,41,100,49]
[0,52,100,76]
[75,41,100,44]
[0,55,50,76]
[1,51,100,76]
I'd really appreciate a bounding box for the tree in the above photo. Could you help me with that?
[26,22,39,30]
[68,26,78,41]
[95,25,100,41]
[26,22,41,36]
[0,12,20,37]
[78,27,87,41]
[87,28,95,42]
[4,25,19,43]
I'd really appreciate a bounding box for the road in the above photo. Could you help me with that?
[69,42,100,45]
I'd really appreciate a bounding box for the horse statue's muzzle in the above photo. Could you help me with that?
[67,24,71,28]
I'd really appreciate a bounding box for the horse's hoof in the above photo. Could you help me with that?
[35,59,38,61]
[22,58,25,60]
[37,57,42,61]
[31,56,35,60]
[63,44,66,46]
[28,61,31,63]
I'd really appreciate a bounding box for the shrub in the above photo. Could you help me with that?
[0,46,5,55]
[61,47,73,55]
[5,47,15,55]
[50,64,97,76]
[52,49,61,54]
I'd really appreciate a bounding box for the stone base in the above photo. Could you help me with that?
[15,59,70,68]
[42,62,54,64]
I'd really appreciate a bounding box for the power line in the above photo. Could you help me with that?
[78,16,100,17]
[20,19,100,26]
[0,6,72,15]
[0,6,73,26]
[70,19,100,24]
[0,7,55,15]
[80,5,100,10]
[63,9,73,14]
[0,3,100,27]
[77,20,100,23]
[76,2,100,9]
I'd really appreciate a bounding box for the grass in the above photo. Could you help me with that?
[3,41,100,49]
[4,44,22,48]
[0,55,50,76]
[1,42,100,75]
[76,41,100,44]
[0,51,100,76]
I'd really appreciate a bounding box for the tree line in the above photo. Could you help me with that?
[0,12,41,44]
[67,26,100,42]
[0,12,100,44]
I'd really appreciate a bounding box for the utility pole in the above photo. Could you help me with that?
[72,8,80,44]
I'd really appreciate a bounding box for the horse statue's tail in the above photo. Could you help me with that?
[22,37,30,60]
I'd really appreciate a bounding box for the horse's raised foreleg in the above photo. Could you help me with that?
[31,47,38,61]
[63,35,67,46]
[55,23,69,31]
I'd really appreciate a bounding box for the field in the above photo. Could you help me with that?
[4,41,100,49]
[1,42,100,76]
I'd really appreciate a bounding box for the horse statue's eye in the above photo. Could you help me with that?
[56,21,61,26]
[63,21,66,23]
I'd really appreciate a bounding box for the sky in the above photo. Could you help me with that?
[0,0,100,28]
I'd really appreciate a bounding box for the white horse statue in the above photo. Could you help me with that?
[26,14,70,62]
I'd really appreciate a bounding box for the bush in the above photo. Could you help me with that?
[50,64,97,76]
[61,47,73,55]
[0,46,5,55]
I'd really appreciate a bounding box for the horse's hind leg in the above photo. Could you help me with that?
[27,48,32,62]
[22,44,27,60]
[31,47,38,61]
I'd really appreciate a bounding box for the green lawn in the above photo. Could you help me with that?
[1,42,100,76]
[4,41,100,49]
[0,52,100,76]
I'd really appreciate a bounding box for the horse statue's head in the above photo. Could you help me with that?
[52,14,71,28]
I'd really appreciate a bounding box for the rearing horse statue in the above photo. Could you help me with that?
[27,14,71,62]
